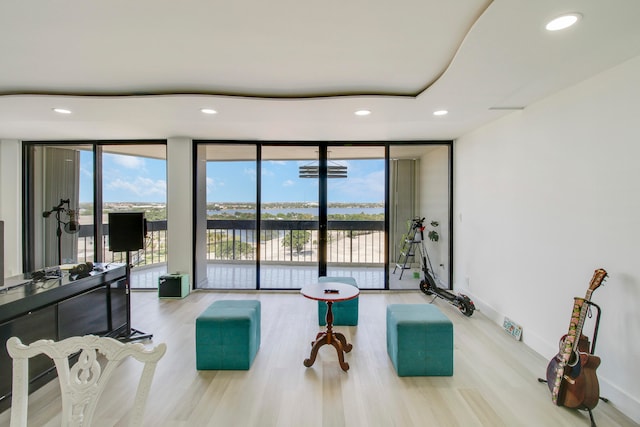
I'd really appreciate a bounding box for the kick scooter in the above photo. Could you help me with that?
[409,217,476,317]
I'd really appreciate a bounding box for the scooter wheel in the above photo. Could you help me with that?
[458,302,473,317]
[457,296,475,317]
[419,280,433,295]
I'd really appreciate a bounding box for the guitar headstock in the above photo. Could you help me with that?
[588,268,608,292]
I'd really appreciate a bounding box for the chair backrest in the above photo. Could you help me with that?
[6,335,166,427]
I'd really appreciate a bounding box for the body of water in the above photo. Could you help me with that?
[209,207,384,216]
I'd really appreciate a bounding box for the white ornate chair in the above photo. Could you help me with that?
[6,335,167,427]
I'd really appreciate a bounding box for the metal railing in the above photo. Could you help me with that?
[207,219,385,265]
[75,221,168,267]
[75,219,384,266]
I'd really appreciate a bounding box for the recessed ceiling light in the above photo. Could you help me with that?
[545,13,582,31]
[433,110,448,116]
[354,110,371,116]
[200,108,217,115]
[52,108,72,114]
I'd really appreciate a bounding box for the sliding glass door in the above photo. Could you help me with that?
[201,144,257,289]
[259,145,319,289]
[388,144,451,290]
[100,144,167,288]
[193,141,452,290]
[326,145,385,289]
[24,142,167,289]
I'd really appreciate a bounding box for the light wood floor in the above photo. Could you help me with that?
[1,290,637,427]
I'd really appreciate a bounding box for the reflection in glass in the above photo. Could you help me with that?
[389,144,451,290]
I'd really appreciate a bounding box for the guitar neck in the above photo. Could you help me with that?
[551,298,586,404]
[563,287,595,359]
[571,299,589,353]
[559,298,586,363]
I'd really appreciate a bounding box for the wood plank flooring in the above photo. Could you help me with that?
[1,290,637,427]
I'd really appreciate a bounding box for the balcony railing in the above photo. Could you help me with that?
[75,220,167,266]
[75,219,385,267]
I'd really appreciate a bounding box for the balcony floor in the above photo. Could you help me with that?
[130,263,421,290]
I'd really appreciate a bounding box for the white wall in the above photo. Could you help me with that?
[419,146,450,286]
[454,55,640,422]
[0,140,22,277]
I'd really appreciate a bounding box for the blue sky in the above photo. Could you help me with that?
[80,152,385,203]
[80,151,167,203]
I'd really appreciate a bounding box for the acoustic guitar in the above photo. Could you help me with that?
[545,268,607,410]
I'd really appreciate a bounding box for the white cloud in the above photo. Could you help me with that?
[112,155,145,169]
[244,168,257,180]
[282,180,294,187]
[206,177,225,194]
[329,169,385,201]
[80,166,92,179]
[108,177,166,198]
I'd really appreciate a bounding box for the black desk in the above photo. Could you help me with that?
[0,263,128,411]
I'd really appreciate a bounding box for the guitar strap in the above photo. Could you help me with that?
[551,297,585,405]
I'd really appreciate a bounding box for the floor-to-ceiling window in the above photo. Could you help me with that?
[100,143,167,288]
[326,145,386,288]
[24,142,167,288]
[388,144,452,290]
[259,145,320,289]
[194,141,452,290]
[24,141,450,290]
[202,144,257,289]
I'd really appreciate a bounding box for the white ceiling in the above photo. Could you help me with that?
[1,0,639,142]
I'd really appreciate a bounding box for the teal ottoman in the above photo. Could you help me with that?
[196,300,261,370]
[386,304,453,376]
[317,276,358,326]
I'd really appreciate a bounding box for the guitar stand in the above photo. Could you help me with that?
[583,300,605,427]
[583,395,612,427]
[583,301,601,354]
[535,381,603,427]
[587,408,596,427]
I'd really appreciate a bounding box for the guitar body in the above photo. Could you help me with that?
[546,352,601,409]
[546,354,566,396]
[576,334,592,354]
[561,353,601,409]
